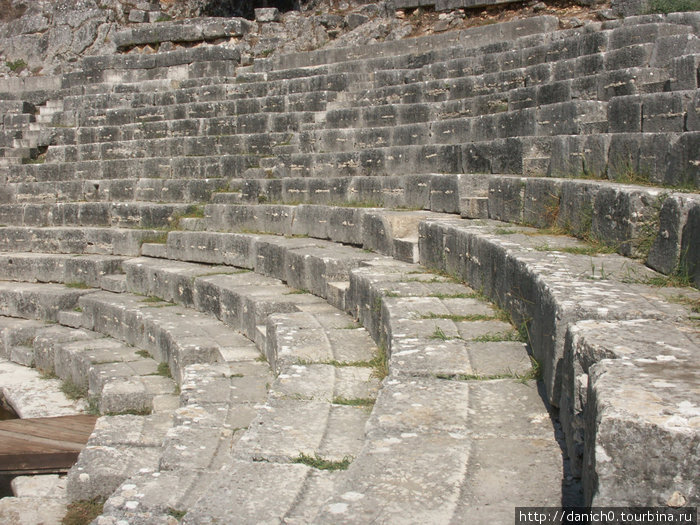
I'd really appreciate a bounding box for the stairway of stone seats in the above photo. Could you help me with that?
[0,213,576,522]
[0,249,377,518]
[0,100,41,170]
[1,13,698,200]
[0,10,698,518]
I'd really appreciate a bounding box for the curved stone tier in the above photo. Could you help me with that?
[0,8,698,520]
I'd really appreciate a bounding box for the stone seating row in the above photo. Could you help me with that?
[103,251,559,522]
[34,100,609,168]
[2,195,696,510]
[0,312,178,416]
[0,177,228,205]
[45,26,694,137]
[0,171,697,280]
[60,46,242,89]
[0,260,375,515]
[114,218,699,507]
[111,16,255,51]
[0,251,386,520]
[8,127,696,188]
[254,14,699,73]
[140,214,697,508]
[39,17,687,137]
[3,16,696,188]
[416,216,699,506]
[0,333,86,419]
[62,96,329,128]
[0,202,193,229]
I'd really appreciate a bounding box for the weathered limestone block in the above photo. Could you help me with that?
[182,462,310,525]
[591,184,666,257]
[681,201,700,286]
[255,8,280,23]
[488,176,525,223]
[647,193,700,275]
[419,219,691,408]
[562,320,699,506]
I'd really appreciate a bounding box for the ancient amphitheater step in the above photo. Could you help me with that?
[0,8,698,522]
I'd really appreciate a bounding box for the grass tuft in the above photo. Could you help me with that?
[166,508,187,520]
[646,0,700,13]
[65,282,91,289]
[332,397,375,407]
[292,453,353,471]
[62,498,104,525]
[369,344,389,380]
[156,362,172,378]
[60,379,87,400]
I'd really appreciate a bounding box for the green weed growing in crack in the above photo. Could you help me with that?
[60,379,87,400]
[65,281,90,289]
[471,330,521,343]
[166,508,187,521]
[156,362,172,378]
[370,344,388,380]
[429,326,462,341]
[62,498,104,525]
[292,453,353,471]
[87,396,100,416]
[332,397,375,407]
[105,407,153,416]
[421,312,500,322]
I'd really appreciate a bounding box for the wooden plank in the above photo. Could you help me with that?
[0,415,97,474]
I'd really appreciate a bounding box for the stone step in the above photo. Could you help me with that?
[96,255,384,523]
[0,281,93,322]
[0,226,169,256]
[253,131,698,186]
[336,65,670,110]
[50,31,662,132]
[61,47,242,89]
[0,252,123,286]
[0,316,45,361]
[417,215,699,504]
[7,154,260,182]
[100,273,127,293]
[0,307,178,416]
[140,242,168,258]
[256,17,693,74]
[66,412,174,502]
[39,100,610,166]
[0,177,230,204]
[0,171,697,284]
[112,17,254,50]
[0,202,193,229]
[64,272,281,507]
[18,127,695,189]
[255,16,560,72]
[608,88,700,133]
[52,110,319,147]
[76,289,259,382]
[88,251,383,523]
[0,347,87,418]
[202,204,448,263]
[108,239,570,522]
[122,256,333,341]
[0,474,68,525]
[61,89,335,127]
[43,131,298,164]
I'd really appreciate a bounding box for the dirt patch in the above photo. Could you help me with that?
[401,0,611,38]
[0,0,27,23]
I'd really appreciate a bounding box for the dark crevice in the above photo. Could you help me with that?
[200,0,300,20]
